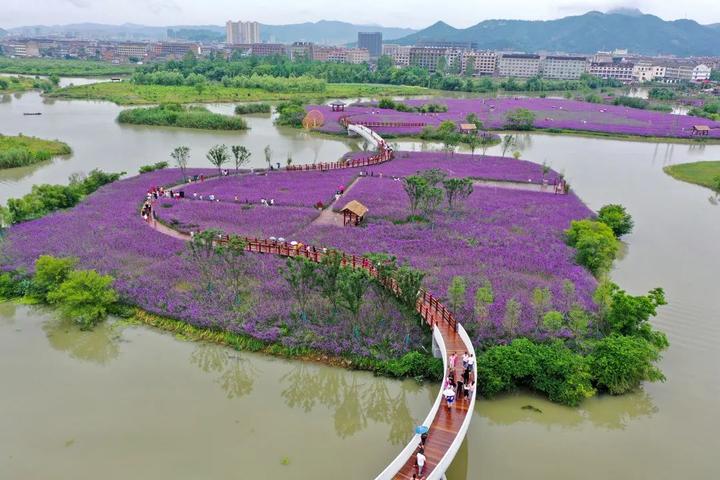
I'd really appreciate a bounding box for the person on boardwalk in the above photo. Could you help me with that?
[416,449,426,476]
[443,385,456,409]
[462,351,469,371]
[464,379,474,400]
[448,352,457,373]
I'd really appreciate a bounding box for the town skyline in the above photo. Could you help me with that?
[2,1,720,29]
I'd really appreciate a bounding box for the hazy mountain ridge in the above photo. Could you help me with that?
[392,11,720,56]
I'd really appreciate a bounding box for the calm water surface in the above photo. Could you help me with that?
[1,87,719,479]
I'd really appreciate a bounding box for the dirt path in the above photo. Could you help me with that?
[310,176,363,226]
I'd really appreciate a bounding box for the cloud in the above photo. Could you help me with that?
[145,0,181,14]
[62,0,92,7]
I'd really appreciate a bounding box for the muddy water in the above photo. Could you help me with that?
[1,87,719,479]
[0,303,433,480]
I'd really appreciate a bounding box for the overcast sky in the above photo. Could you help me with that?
[2,0,719,29]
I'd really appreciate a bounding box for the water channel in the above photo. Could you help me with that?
[1,84,719,479]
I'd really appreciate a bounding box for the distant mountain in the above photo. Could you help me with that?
[6,21,416,45]
[393,11,720,56]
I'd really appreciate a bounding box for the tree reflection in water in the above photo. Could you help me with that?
[280,364,418,444]
[479,389,657,431]
[42,315,120,365]
[189,344,259,399]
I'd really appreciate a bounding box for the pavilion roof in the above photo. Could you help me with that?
[341,200,368,217]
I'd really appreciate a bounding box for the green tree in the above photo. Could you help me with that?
[565,219,619,276]
[531,287,552,324]
[503,298,522,336]
[442,178,473,211]
[447,276,467,314]
[419,186,444,225]
[317,250,343,312]
[542,311,564,333]
[418,168,447,187]
[589,334,665,395]
[395,265,425,313]
[337,267,371,322]
[231,145,251,173]
[170,146,190,182]
[474,280,494,328]
[46,270,119,330]
[283,256,318,316]
[603,284,668,349]
[505,108,536,130]
[597,204,634,237]
[206,144,229,175]
[32,255,77,301]
[402,175,429,216]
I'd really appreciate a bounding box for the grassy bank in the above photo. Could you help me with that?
[118,104,248,130]
[664,161,720,190]
[48,81,434,105]
[0,58,135,77]
[0,75,56,93]
[131,309,443,381]
[0,134,71,169]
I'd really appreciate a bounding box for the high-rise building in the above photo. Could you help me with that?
[226,20,260,45]
[357,32,382,59]
[542,56,588,80]
[497,53,542,78]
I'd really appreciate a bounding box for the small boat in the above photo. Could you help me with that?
[23,112,42,116]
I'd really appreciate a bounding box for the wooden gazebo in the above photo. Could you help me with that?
[330,101,347,112]
[341,200,368,226]
[692,125,710,136]
[459,123,477,134]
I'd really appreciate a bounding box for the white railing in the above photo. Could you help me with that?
[373,326,448,480]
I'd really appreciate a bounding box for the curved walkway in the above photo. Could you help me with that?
[142,127,476,479]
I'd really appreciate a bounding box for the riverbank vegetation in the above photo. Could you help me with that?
[688,100,720,121]
[49,80,432,105]
[117,104,248,130]
[0,169,123,225]
[663,161,720,191]
[0,74,58,93]
[0,134,71,169]
[234,103,272,115]
[0,58,135,77]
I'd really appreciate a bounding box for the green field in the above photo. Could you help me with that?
[0,58,135,77]
[47,81,434,105]
[664,161,720,191]
[0,134,72,169]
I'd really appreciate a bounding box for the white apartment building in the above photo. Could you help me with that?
[632,62,656,82]
[382,44,411,66]
[345,48,370,64]
[692,64,712,81]
[542,56,588,80]
[497,54,541,78]
[589,62,635,82]
[116,42,147,59]
[226,21,260,45]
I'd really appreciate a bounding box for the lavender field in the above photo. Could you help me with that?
[1,151,596,349]
[309,98,720,139]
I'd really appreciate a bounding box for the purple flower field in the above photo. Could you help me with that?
[309,98,720,139]
[1,151,597,351]
[182,169,358,207]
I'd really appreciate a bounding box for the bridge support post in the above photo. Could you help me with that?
[432,329,442,359]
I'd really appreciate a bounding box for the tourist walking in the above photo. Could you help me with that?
[462,352,469,371]
[416,448,426,476]
[443,385,456,409]
[448,352,457,373]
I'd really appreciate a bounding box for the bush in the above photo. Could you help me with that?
[139,161,169,174]
[476,338,595,406]
[46,269,119,329]
[565,219,618,275]
[589,334,665,394]
[275,99,306,127]
[234,103,271,114]
[504,108,536,130]
[597,204,634,237]
[377,351,443,381]
[118,104,248,130]
[0,271,31,299]
[32,255,77,300]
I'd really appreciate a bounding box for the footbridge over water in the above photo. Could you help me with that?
[346,122,389,151]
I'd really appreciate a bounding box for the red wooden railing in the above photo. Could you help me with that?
[286,147,393,172]
[339,116,427,129]
[202,234,457,332]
